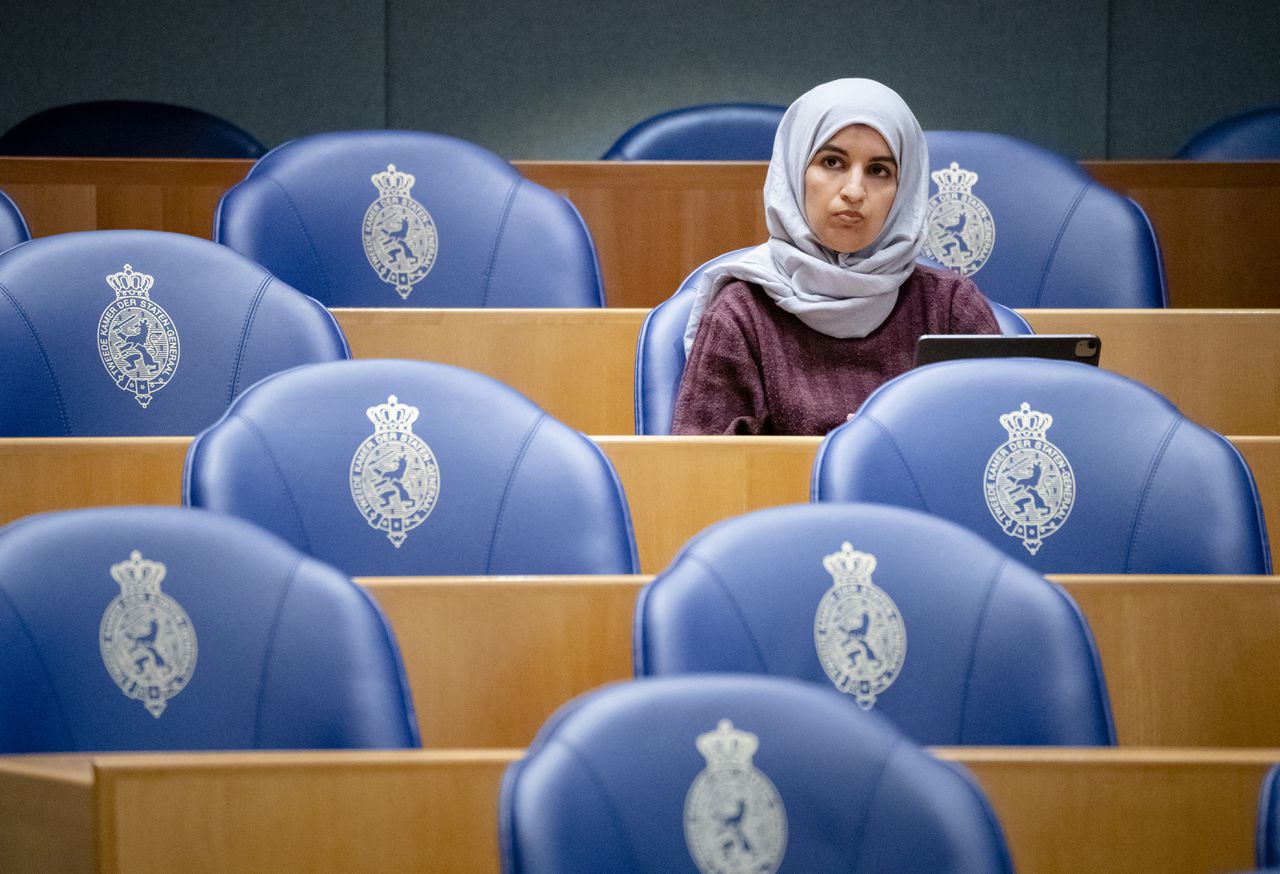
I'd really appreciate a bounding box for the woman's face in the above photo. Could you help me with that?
[803,124,898,254]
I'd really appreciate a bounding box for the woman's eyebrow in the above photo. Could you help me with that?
[815,144,849,157]
[871,155,898,166]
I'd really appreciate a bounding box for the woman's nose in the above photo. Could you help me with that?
[840,171,866,203]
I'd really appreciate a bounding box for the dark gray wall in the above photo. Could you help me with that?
[3,0,1277,160]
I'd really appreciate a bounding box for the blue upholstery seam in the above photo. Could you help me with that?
[684,553,771,672]
[1044,579,1117,743]
[265,177,335,302]
[252,554,303,748]
[1031,183,1089,308]
[0,584,79,748]
[227,276,270,404]
[546,736,647,871]
[0,280,71,435]
[479,178,521,308]
[485,413,544,574]
[236,415,315,555]
[863,415,932,512]
[350,578,422,746]
[846,735,902,869]
[1123,417,1181,573]
[955,553,1006,744]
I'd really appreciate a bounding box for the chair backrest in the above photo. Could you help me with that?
[0,100,265,158]
[0,506,418,753]
[923,131,1166,308]
[601,103,786,160]
[215,130,604,308]
[636,503,1114,746]
[1177,107,1280,159]
[184,358,638,576]
[0,230,348,436]
[813,358,1271,574]
[1258,764,1280,868]
[0,189,30,253]
[500,674,1013,873]
[634,249,1031,434]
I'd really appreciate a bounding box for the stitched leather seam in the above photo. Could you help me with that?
[479,178,521,308]
[0,280,71,434]
[1032,182,1089,308]
[227,276,271,404]
[265,177,335,302]
[486,413,543,574]
[0,582,78,748]
[956,553,1005,743]
[685,553,771,672]
[1124,417,1181,572]
[863,415,932,512]
[236,415,314,554]
[253,554,303,747]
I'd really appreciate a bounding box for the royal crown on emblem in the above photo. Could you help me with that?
[930,161,979,194]
[822,541,877,585]
[371,164,416,197]
[1000,402,1053,440]
[104,264,155,298]
[696,719,758,767]
[109,550,167,595]
[366,394,420,432]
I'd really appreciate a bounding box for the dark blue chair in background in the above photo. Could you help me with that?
[633,248,1031,434]
[184,358,638,576]
[602,103,785,160]
[216,130,604,307]
[813,358,1271,574]
[0,230,348,436]
[636,503,1114,746]
[0,189,30,253]
[500,675,1013,873]
[1258,764,1280,868]
[0,506,418,752]
[1177,107,1280,159]
[0,100,265,158]
[923,131,1166,308]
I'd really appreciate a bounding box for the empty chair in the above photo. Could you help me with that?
[1259,764,1280,868]
[1176,107,1280,159]
[185,358,638,576]
[0,230,348,436]
[0,189,30,253]
[215,130,604,307]
[922,131,1166,308]
[634,249,1031,434]
[0,506,418,752]
[636,503,1114,746]
[813,358,1271,574]
[500,674,1013,873]
[0,100,265,158]
[602,103,786,160]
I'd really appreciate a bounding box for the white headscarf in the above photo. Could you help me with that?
[683,78,930,354]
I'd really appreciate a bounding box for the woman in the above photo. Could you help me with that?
[672,78,998,436]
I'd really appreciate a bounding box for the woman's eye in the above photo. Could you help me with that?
[822,155,843,169]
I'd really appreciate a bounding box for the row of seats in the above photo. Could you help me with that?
[2,127,1168,311]
[4,99,1278,161]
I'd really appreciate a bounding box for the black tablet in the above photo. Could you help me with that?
[914,334,1101,368]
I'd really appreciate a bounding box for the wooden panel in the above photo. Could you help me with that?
[1023,309,1280,436]
[1084,161,1280,309]
[0,749,1275,874]
[0,756,94,873]
[332,308,644,435]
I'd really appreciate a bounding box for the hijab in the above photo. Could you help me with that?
[683,78,930,354]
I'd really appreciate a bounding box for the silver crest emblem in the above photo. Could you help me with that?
[99,550,197,718]
[984,402,1076,555]
[349,395,441,547]
[97,264,180,408]
[362,164,438,300]
[922,162,996,276]
[684,719,787,874]
[813,542,907,710]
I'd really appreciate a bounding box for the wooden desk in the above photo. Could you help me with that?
[1,748,1275,874]
[0,435,1276,575]
[362,574,1280,750]
[3,157,1277,309]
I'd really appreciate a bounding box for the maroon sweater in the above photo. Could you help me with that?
[672,264,999,436]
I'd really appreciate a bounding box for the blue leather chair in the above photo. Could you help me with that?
[215,130,604,307]
[0,230,348,436]
[602,103,786,160]
[636,503,1114,746]
[500,675,1013,873]
[0,189,30,253]
[923,131,1166,308]
[813,358,1271,574]
[0,506,418,752]
[1176,107,1280,159]
[634,248,1031,434]
[0,101,265,158]
[1258,764,1280,868]
[184,358,638,576]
